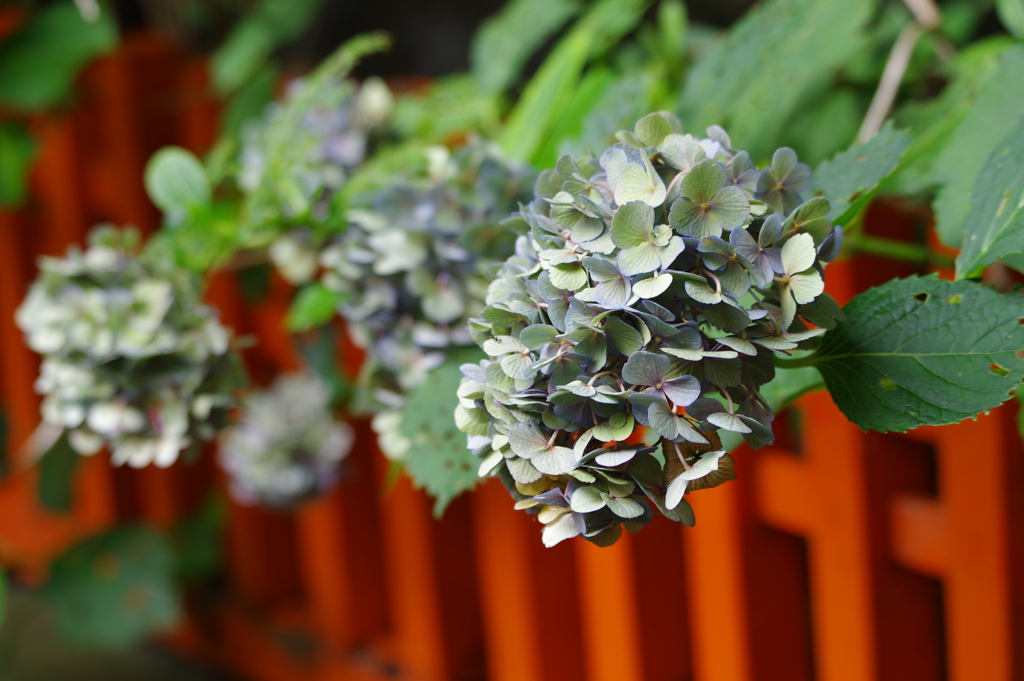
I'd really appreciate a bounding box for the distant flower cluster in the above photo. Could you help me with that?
[456,113,843,546]
[237,74,394,284]
[318,139,536,459]
[17,227,244,467]
[218,372,353,508]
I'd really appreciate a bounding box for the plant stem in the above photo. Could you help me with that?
[845,234,955,269]
[773,355,820,369]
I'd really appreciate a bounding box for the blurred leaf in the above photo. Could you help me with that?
[0,1,117,110]
[0,123,35,207]
[392,75,501,141]
[559,69,652,158]
[955,115,1024,278]
[0,570,5,625]
[680,0,874,158]
[781,87,863,168]
[997,0,1024,38]
[533,66,615,167]
[144,146,211,214]
[932,45,1024,247]
[401,349,486,517]
[211,0,324,95]
[143,200,244,272]
[500,0,651,164]
[294,324,353,406]
[221,62,279,139]
[471,0,582,93]
[38,433,79,513]
[44,525,181,649]
[170,495,225,583]
[286,282,345,333]
[810,121,912,226]
[812,275,1024,432]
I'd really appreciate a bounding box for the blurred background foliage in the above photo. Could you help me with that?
[3,0,1024,674]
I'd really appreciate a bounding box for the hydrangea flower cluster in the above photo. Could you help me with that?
[456,113,843,547]
[218,372,354,508]
[16,227,245,468]
[237,75,394,283]
[319,139,536,459]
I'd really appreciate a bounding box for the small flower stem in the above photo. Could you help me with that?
[672,441,691,470]
[587,370,617,386]
[773,354,820,369]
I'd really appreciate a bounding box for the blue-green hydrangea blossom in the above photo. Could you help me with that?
[456,113,843,547]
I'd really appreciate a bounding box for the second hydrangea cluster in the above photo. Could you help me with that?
[319,139,536,459]
[16,227,245,468]
[456,112,843,546]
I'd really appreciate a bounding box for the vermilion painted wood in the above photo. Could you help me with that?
[472,478,586,681]
[295,419,391,647]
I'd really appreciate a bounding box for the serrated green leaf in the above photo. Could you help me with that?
[679,0,874,158]
[44,525,181,649]
[144,147,211,214]
[402,351,486,516]
[955,116,1024,278]
[810,121,911,226]
[932,45,1024,248]
[813,275,1024,432]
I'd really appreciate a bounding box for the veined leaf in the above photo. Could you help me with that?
[810,121,912,226]
[955,116,1024,279]
[812,275,1024,433]
[932,45,1024,248]
[402,350,487,517]
[679,0,874,158]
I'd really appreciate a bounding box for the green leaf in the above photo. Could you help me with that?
[679,0,874,158]
[500,0,651,163]
[521,324,559,350]
[997,0,1024,38]
[38,433,80,513]
[0,2,117,110]
[955,116,1024,279]
[170,495,226,583]
[221,62,280,139]
[611,201,656,249]
[932,45,1024,247]
[0,123,36,207]
[471,0,582,93]
[810,121,912,226]
[144,147,211,214]
[401,350,487,516]
[286,283,344,333]
[812,275,1024,432]
[211,0,325,95]
[44,525,182,649]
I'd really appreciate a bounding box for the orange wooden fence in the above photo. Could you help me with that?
[1,37,1023,681]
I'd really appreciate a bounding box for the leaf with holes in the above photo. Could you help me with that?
[811,275,1024,432]
[809,121,911,226]
[402,350,487,516]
